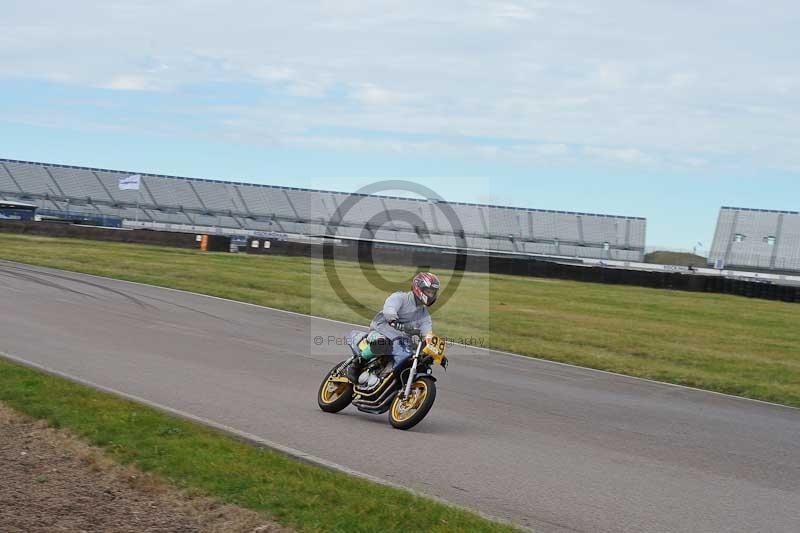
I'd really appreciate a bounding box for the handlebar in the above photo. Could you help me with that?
[390,320,421,338]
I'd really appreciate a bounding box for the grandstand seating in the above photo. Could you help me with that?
[447,203,486,235]
[0,166,21,196]
[709,207,800,272]
[250,187,297,219]
[775,216,800,271]
[0,158,647,260]
[2,161,57,196]
[41,166,110,201]
[188,181,237,213]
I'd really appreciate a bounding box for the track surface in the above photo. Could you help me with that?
[1,261,798,532]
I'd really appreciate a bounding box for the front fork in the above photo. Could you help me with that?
[402,341,424,400]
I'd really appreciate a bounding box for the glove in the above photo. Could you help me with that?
[411,334,421,346]
[389,320,406,332]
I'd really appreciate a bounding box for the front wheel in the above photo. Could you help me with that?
[318,362,354,413]
[388,376,437,430]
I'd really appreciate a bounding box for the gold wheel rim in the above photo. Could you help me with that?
[391,381,428,422]
[321,378,348,404]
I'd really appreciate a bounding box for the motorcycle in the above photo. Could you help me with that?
[317,330,448,430]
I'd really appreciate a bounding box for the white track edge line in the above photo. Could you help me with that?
[3,259,798,412]
[0,350,528,531]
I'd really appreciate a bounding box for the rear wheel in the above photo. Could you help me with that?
[318,362,354,413]
[388,376,436,430]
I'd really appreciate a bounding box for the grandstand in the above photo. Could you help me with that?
[709,206,800,273]
[0,158,646,261]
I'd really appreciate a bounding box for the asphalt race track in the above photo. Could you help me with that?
[1,260,798,532]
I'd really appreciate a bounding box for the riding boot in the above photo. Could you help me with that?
[346,356,363,383]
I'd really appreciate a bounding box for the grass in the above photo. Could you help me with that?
[0,233,798,407]
[0,358,519,532]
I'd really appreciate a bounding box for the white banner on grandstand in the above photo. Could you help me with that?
[119,174,141,191]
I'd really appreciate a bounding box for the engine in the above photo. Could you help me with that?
[357,370,381,389]
[357,357,394,390]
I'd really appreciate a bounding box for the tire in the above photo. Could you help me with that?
[388,376,437,430]
[317,362,354,413]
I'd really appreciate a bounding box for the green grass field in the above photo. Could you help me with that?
[0,233,798,407]
[0,359,518,532]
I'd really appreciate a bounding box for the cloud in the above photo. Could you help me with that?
[99,75,167,91]
[584,146,655,165]
[350,84,419,106]
[583,146,654,164]
[486,1,539,21]
[668,72,696,89]
[280,132,571,163]
[1,1,799,172]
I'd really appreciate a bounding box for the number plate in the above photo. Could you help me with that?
[422,335,447,364]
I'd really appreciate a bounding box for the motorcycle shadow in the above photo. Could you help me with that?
[334,409,471,436]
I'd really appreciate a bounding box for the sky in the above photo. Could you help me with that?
[1,1,798,250]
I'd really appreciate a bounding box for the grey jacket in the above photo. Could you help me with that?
[370,291,433,341]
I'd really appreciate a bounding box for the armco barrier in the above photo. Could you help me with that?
[247,237,799,303]
[0,220,230,251]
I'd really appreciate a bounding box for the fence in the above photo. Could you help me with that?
[1,220,795,303]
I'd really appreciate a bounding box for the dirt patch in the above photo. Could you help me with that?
[0,403,291,533]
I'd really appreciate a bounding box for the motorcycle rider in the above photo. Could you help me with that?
[346,272,440,383]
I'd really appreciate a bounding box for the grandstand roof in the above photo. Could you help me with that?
[720,206,799,216]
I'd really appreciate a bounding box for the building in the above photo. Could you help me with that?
[0,158,647,261]
[709,206,800,272]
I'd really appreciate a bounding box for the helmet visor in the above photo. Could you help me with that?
[422,287,438,301]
